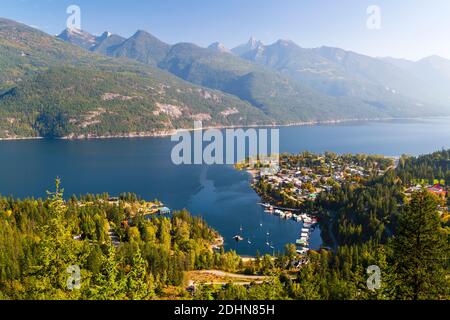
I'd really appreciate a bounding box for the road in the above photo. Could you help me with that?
[188,270,272,287]
[195,270,269,280]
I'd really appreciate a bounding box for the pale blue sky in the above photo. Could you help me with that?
[2,0,450,60]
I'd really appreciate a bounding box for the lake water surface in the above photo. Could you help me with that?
[1,118,449,255]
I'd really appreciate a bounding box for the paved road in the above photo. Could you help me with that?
[189,270,272,287]
[195,270,270,280]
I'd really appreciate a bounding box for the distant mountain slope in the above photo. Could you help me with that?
[0,18,270,139]
[57,27,99,50]
[57,27,128,56]
[397,55,450,105]
[208,42,232,54]
[107,30,171,66]
[231,37,264,56]
[92,32,126,55]
[158,42,393,122]
[234,38,449,112]
[313,47,445,106]
[59,27,448,121]
[56,27,394,123]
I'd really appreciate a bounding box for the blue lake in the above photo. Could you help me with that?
[1,117,449,255]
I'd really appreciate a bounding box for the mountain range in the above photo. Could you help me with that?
[55,26,450,119]
[0,17,448,139]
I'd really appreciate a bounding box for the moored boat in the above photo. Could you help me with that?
[296,238,309,246]
[274,209,283,216]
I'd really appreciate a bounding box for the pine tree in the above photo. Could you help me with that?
[292,262,321,300]
[89,245,127,300]
[126,249,153,300]
[31,178,83,299]
[390,190,449,300]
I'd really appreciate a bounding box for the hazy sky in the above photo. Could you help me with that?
[2,0,450,61]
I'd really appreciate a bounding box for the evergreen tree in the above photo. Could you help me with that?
[89,246,126,300]
[30,179,84,299]
[126,249,153,300]
[390,190,449,300]
[292,262,321,300]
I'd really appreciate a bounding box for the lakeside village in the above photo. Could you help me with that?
[71,152,448,258]
[236,152,449,255]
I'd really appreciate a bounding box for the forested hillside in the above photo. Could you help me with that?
[0,66,269,138]
[0,18,269,139]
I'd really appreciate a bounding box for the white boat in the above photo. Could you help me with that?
[279,212,286,219]
[233,225,244,242]
[301,232,309,238]
[274,210,283,216]
[301,228,310,234]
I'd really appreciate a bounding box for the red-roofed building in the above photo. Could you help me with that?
[427,184,447,199]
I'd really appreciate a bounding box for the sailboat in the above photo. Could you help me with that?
[233,225,244,242]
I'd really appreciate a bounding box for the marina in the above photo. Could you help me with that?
[258,203,319,254]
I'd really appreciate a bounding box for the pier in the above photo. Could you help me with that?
[258,203,303,212]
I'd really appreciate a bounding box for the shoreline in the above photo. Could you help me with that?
[0,115,446,142]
